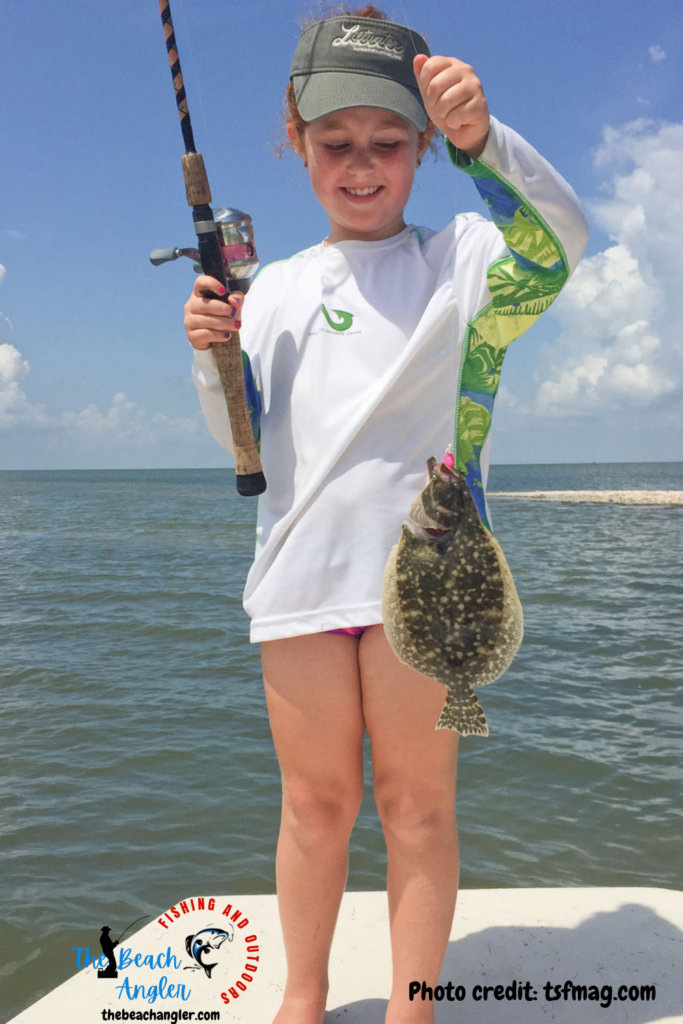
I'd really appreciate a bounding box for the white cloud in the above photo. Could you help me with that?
[0,343,29,385]
[0,274,33,425]
[55,392,201,449]
[648,44,666,63]
[0,341,202,447]
[0,256,205,454]
[0,344,53,429]
[530,117,683,418]
[496,384,519,409]
[0,259,222,463]
[0,264,203,449]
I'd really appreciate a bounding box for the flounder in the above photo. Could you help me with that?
[381,456,524,736]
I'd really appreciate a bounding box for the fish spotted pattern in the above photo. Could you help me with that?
[382,457,524,736]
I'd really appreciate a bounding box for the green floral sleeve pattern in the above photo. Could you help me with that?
[446,137,571,531]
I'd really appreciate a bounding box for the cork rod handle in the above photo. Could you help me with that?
[210,331,263,488]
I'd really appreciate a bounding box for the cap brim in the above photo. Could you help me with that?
[294,71,428,132]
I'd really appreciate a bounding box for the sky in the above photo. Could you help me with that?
[0,0,681,469]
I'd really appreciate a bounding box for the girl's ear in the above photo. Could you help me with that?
[286,121,306,163]
[417,122,437,165]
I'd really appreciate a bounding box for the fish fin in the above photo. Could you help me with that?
[436,690,489,736]
[381,543,405,653]
[474,533,524,685]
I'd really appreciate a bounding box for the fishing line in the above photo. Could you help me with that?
[115,915,151,944]
[394,0,461,166]
[393,0,463,464]
[395,0,419,58]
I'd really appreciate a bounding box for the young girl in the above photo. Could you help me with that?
[184,7,588,1023]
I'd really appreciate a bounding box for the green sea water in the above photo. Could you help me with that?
[1,464,682,1020]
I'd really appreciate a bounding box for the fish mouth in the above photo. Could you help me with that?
[404,455,464,540]
[407,514,453,541]
[435,461,461,482]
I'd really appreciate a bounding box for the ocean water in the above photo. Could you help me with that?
[1,463,682,1020]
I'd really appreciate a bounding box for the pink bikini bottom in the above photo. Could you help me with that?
[324,625,374,636]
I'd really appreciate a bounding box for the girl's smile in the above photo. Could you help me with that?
[287,107,431,244]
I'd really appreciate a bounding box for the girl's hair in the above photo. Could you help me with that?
[278,4,438,158]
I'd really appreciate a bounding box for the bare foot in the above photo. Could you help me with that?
[272,987,329,1024]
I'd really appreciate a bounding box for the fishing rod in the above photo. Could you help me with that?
[152,0,266,497]
[115,915,151,945]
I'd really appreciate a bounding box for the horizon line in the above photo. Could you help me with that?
[1,461,682,472]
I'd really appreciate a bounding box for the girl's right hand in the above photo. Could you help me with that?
[184,276,243,350]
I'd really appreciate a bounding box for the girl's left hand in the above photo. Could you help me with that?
[413,54,490,160]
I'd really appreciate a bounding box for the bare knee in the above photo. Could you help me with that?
[374,786,457,844]
[282,777,363,843]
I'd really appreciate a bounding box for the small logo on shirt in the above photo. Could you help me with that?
[321,304,354,331]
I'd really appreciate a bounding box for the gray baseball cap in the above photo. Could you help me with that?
[289,16,431,132]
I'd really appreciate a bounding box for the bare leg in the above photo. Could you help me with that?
[261,632,366,1024]
[359,625,460,1024]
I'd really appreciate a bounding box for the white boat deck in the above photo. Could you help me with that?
[8,887,683,1023]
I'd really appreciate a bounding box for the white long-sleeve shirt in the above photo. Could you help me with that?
[192,115,589,642]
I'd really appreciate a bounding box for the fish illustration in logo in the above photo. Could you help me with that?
[184,924,234,978]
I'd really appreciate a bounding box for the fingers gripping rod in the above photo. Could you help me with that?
[157,0,266,496]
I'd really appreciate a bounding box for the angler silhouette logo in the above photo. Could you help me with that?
[96,916,150,979]
[71,898,262,1014]
[97,926,119,979]
[321,303,354,331]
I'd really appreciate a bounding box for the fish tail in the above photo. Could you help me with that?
[436,691,489,737]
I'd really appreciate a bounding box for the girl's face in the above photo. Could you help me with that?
[288,107,429,244]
